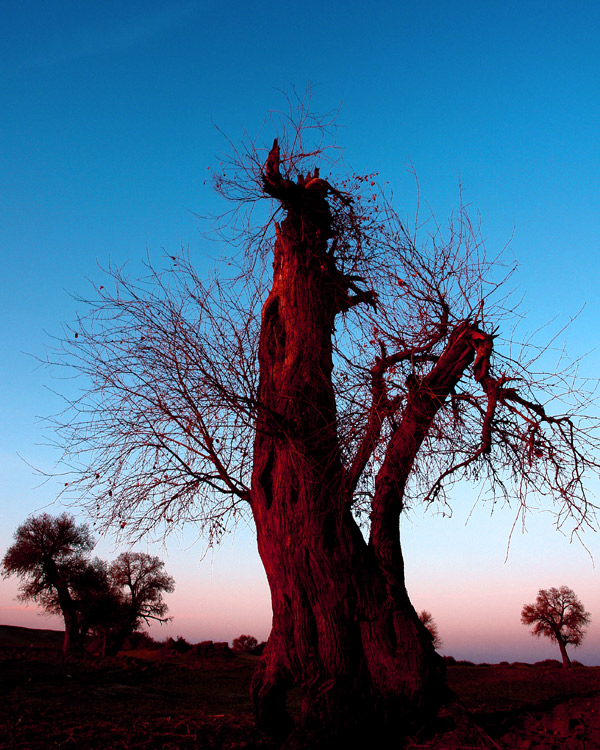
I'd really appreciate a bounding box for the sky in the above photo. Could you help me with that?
[1,0,600,663]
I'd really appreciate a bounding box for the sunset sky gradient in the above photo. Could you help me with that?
[2,0,600,664]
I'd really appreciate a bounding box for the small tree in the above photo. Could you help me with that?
[168,635,192,654]
[418,610,442,650]
[104,551,174,655]
[1,513,95,655]
[521,586,590,669]
[233,634,259,653]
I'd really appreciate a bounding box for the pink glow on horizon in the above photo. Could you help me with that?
[3,507,600,663]
[4,583,600,665]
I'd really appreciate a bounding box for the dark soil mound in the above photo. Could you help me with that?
[0,624,63,650]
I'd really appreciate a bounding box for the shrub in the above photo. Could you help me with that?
[534,659,563,668]
[124,631,160,650]
[167,635,192,654]
[232,634,258,653]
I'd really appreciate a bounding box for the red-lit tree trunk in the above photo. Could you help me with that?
[249,143,481,744]
[557,635,571,669]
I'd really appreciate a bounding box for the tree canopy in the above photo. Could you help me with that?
[2,512,94,589]
[49,116,599,546]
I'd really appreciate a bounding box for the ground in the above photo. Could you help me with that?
[1,627,600,749]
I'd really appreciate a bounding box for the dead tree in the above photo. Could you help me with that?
[48,113,599,745]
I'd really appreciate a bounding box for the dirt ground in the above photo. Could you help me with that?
[424,663,600,749]
[1,649,600,749]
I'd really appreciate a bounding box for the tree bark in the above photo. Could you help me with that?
[58,589,83,657]
[557,636,571,669]
[44,558,83,657]
[248,144,456,744]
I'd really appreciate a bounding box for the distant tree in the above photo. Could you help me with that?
[418,610,443,650]
[39,555,130,655]
[521,586,590,669]
[233,634,259,653]
[124,630,160,650]
[104,552,174,655]
[167,634,192,653]
[1,513,95,655]
[63,557,124,654]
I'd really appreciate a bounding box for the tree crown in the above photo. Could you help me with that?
[109,551,174,626]
[44,102,600,547]
[2,513,95,600]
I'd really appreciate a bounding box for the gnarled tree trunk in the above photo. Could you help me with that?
[45,559,83,657]
[247,143,480,744]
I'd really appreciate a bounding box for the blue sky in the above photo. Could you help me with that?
[1,0,600,662]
